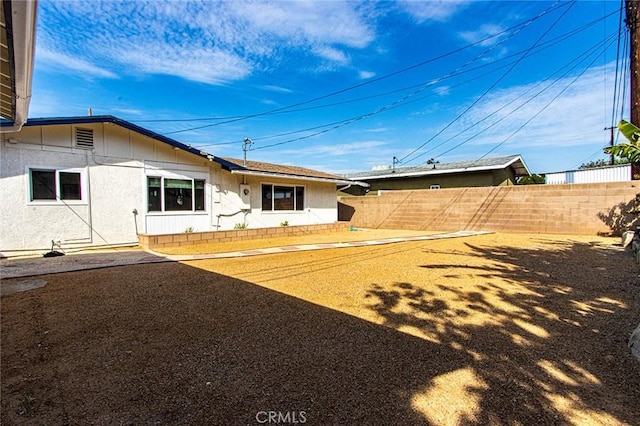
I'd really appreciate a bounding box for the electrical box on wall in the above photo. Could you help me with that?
[239,184,251,209]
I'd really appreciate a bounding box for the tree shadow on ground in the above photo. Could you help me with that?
[1,262,481,425]
[365,239,640,424]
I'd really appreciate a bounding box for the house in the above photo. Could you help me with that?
[0,0,38,131]
[544,163,637,184]
[341,155,531,195]
[0,115,363,255]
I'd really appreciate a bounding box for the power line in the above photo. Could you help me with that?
[399,0,578,164]
[140,1,574,136]
[407,31,619,164]
[177,3,620,157]
[476,40,614,161]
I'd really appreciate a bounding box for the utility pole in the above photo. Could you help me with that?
[627,0,640,125]
[242,137,253,166]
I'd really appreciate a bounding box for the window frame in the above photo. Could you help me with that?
[261,183,305,212]
[26,166,86,205]
[146,175,206,214]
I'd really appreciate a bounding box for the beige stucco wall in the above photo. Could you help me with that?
[339,182,640,235]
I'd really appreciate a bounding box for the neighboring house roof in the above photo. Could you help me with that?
[6,115,366,186]
[222,158,364,186]
[0,0,38,132]
[343,155,531,181]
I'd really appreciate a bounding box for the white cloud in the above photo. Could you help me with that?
[454,63,618,151]
[260,85,293,94]
[313,46,349,64]
[36,0,378,85]
[458,24,508,47]
[397,0,470,23]
[36,47,118,79]
[278,140,388,157]
[359,70,376,80]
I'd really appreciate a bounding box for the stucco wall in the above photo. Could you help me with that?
[1,123,341,253]
[339,182,640,235]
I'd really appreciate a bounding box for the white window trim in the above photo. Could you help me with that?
[26,166,88,206]
[261,182,306,213]
[146,174,207,214]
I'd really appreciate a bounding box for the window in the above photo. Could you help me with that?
[147,176,205,212]
[29,168,83,202]
[262,184,305,211]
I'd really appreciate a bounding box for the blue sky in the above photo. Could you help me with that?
[30,0,629,175]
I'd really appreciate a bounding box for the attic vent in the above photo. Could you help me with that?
[75,128,94,149]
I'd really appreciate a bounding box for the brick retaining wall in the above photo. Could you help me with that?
[139,222,349,250]
[339,182,640,236]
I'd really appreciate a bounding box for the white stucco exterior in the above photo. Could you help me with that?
[0,118,341,255]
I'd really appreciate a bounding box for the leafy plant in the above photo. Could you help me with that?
[516,174,545,185]
[184,226,194,233]
[234,223,248,230]
[280,221,289,227]
[604,120,640,165]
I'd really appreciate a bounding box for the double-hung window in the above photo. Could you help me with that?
[147,176,205,212]
[29,168,83,202]
[261,184,305,211]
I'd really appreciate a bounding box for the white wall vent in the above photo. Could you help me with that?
[75,128,94,149]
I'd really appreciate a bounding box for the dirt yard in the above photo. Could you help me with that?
[1,232,639,425]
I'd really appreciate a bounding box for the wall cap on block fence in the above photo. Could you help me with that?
[138,222,349,250]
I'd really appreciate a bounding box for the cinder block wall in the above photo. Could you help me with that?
[139,222,348,250]
[339,182,640,235]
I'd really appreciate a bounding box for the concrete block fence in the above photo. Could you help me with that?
[338,181,640,236]
[139,222,348,250]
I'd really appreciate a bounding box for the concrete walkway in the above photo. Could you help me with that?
[1,230,490,281]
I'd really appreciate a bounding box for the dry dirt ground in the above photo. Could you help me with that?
[1,231,639,425]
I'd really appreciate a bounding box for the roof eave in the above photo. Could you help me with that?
[16,115,223,163]
[0,0,38,133]
[230,169,369,186]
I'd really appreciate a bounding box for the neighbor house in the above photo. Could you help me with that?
[341,155,531,195]
[0,115,363,255]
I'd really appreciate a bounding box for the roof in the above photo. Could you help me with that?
[222,158,367,186]
[4,115,365,186]
[10,115,217,160]
[223,158,340,179]
[0,0,38,131]
[343,155,531,181]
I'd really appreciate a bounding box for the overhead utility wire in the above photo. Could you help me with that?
[407,31,619,164]
[197,60,536,149]
[250,9,547,153]
[399,0,577,164]
[194,11,618,151]
[477,41,613,161]
[141,5,616,130]
[610,0,627,130]
[166,8,615,146]
[432,32,620,162]
[154,2,572,136]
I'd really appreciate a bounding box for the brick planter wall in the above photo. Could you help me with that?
[339,182,640,236]
[139,222,349,250]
